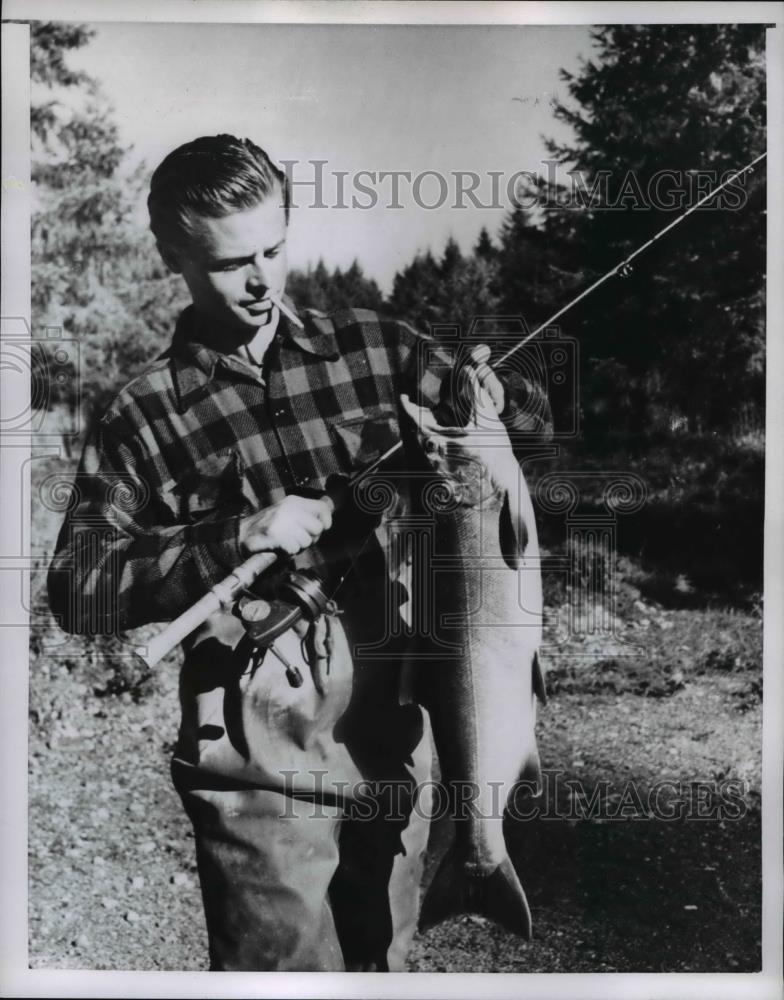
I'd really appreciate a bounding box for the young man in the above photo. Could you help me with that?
[48,134,551,971]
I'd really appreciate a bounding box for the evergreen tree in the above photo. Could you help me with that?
[495,206,579,329]
[530,24,766,434]
[31,22,184,422]
[328,260,385,311]
[285,259,384,314]
[388,241,501,336]
[474,226,497,264]
[387,251,443,332]
[440,237,463,280]
[436,237,501,334]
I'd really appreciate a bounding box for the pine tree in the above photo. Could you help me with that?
[532,24,766,434]
[286,259,384,314]
[388,251,443,332]
[31,22,183,422]
[388,239,502,336]
[474,227,497,263]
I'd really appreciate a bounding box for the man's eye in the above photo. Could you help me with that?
[209,261,242,272]
[264,249,280,259]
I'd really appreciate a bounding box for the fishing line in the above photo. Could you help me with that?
[495,150,767,366]
[138,151,767,665]
[355,150,768,482]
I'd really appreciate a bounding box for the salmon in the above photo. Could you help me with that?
[399,389,546,940]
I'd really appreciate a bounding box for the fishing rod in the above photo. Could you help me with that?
[137,468,361,667]
[361,149,768,477]
[137,151,766,666]
[497,149,767,366]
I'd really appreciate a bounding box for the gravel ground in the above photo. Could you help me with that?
[28,631,761,973]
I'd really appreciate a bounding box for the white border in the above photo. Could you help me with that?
[761,4,784,991]
[0,15,31,999]
[1,0,783,25]
[1,3,782,999]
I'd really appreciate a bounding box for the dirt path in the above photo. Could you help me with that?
[29,650,761,972]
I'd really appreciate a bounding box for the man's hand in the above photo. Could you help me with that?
[238,495,333,556]
[463,344,505,415]
[437,344,506,425]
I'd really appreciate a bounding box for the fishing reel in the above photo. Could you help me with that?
[234,569,336,649]
[233,570,341,691]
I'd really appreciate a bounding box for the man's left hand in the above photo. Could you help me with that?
[462,344,505,415]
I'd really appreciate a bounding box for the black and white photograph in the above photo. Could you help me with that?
[1,1,782,996]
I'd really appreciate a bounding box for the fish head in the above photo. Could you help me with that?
[399,392,519,509]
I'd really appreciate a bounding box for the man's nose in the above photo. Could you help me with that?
[246,255,271,291]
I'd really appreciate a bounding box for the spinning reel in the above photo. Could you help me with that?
[235,569,335,648]
[234,570,339,690]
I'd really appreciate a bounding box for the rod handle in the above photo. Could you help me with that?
[135,551,277,668]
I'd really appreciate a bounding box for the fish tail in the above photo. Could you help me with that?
[419,849,532,939]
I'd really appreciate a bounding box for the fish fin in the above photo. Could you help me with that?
[398,657,417,705]
[518,745,543,794]
[499,490,528,571]
[419,850,532,939]
[533,650,547,705]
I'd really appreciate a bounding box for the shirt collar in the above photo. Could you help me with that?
[167,295,339,411]
[287,306,340,361]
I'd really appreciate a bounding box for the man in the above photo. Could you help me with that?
[48,134,551,971]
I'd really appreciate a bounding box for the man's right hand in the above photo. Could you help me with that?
[238,495,333,556]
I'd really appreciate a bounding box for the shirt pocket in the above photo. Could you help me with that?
[328,406,400,475]
[163,449,252,524]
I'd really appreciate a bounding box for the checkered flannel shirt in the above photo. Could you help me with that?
[48,300,552,637]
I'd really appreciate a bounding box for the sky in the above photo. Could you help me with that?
[66,22,595,293]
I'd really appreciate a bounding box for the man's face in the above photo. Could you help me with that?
[165,194,288,346]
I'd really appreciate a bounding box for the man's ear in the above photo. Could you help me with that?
[156,240,183,275]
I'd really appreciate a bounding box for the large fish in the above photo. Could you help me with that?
[399,385,546,940]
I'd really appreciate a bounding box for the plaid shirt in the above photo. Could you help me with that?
[48,299,552,640]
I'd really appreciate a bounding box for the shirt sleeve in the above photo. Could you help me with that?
[47,412,244,636]
[395,319,453,408]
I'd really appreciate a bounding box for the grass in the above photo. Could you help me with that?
[27,424,764,974]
